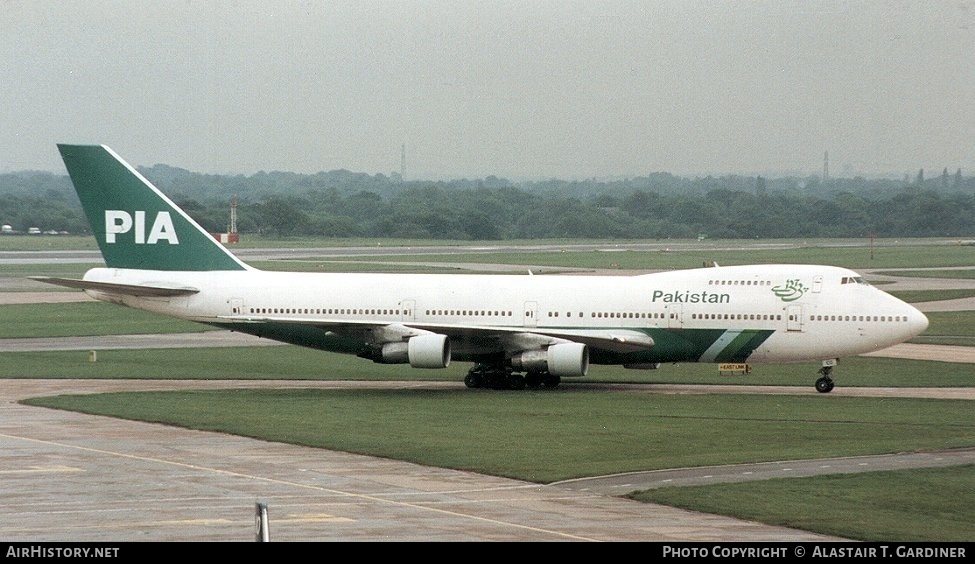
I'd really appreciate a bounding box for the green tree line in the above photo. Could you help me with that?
[2,166,973,239]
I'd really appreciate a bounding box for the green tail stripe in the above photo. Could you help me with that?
[58,144,248,272]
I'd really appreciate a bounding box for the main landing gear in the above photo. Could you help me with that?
[464,363,561,390]
[815,359,837,393]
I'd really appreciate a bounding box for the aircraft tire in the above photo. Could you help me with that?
[508,373,526,390]
[815,376,834,393]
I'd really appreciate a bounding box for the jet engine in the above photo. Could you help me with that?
[511,343,589,377]
[378,334,451,368]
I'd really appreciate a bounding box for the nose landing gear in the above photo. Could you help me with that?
[815,359,837,393]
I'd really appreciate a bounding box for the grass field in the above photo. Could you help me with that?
[631,465,975,542]
[889,289,975,302]
[0,302,211,338]
[5,236,973,271]
[319,244,975,271]
[4,236,974,541]
[6,235,965,253]
[0,262,99,279]
[25,390,975,483]
[882,269,975,280]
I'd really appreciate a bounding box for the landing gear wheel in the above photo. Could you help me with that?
[467,365,553,391]
[464,372,483,389]
[542,373,561,388]
[815,363,835,393]
[486,368,512,389]
[815,376,834,393]
[507,373,526,390]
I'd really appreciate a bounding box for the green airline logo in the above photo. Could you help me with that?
[771,279,808,302]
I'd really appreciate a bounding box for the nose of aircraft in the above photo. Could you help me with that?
[908,305,930,338]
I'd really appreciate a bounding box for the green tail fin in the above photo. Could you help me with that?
[57,144,249,271]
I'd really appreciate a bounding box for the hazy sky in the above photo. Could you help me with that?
[2,1,973,179]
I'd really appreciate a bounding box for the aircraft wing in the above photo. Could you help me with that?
[218,314,655,354]
[29,276,200,297]
[511,327,655,353]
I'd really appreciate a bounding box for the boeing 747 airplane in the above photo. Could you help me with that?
[34,145,929,392]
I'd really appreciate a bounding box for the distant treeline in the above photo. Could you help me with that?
[1,165,973,239]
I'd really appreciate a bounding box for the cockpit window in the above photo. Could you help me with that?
[841,276,868,285]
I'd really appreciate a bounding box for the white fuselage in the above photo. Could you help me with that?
[81,263,929,367]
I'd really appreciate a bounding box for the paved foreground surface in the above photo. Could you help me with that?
[0,379,848,542]
[4,379,974,542]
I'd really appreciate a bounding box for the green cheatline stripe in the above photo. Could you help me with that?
[697,330,742,363]
[713,329,773,363]
[219,321,775,365]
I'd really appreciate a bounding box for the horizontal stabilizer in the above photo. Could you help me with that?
[29,276,199,297]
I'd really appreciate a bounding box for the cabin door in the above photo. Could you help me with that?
[400,300,415,321]
[667,304,683,328]
[523,301,538,328]
[787,305,803,332]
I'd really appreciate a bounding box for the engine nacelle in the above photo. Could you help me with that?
[379,334,451,369]
[511,343,588,377]
[408,334,451,368]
